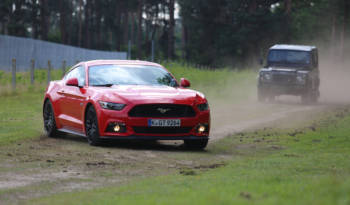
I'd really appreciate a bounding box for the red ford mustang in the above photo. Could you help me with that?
[43,60,210,149]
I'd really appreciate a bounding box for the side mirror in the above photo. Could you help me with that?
[66,78,79,87]
[180,78,191,88]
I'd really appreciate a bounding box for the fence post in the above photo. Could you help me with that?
[47,60,51,84]
[30,59,35,85]
[62,60,66,77]
[12,59,16,91]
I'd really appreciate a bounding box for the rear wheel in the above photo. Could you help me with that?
[184,139,208,150]
[43,100,59,138]
[85,106,102,146]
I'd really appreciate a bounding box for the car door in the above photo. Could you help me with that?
[57,66,87,132]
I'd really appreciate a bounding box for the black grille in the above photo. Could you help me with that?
[128,104,196,118]
[272,73,296,85]
[133,126,192,134]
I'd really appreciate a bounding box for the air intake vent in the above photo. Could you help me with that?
[129,104,196,118]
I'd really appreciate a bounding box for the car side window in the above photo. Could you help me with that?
[77,66,86,87]
[64,66,86,87]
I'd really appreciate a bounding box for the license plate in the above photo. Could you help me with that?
[148,119,181,127]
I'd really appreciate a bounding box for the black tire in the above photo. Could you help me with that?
[43,100,59,138]
[184,139,208,150]
[85,106,102,146]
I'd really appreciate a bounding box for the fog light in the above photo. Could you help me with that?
[114,124,121,132]
[106,123,126,133]
[198,125,206,133]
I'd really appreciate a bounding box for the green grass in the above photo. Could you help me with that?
[27,108,350,205]
[0,92,44,145]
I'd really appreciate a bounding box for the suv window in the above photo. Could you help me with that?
[268,50,311,68]
[64,66,86,87]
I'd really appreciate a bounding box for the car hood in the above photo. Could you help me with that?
[259,67,309,74]
[95,85,203,105]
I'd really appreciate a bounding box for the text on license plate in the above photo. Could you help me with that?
[148,119,181,127]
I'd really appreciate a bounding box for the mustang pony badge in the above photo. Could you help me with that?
[157,108,171,114]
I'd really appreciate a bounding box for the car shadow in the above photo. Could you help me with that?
[58,133,207,153]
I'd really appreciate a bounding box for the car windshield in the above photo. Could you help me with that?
[268,50,311,68]
[88,64,178,87]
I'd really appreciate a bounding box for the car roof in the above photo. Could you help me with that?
[82,60,163,67]
[270,44,316,52]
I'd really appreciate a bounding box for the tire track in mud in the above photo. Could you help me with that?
[211,104,317,140]
[0,99,338,204]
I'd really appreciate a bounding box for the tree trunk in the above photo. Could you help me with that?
[78,0,83,47]
[95,1,102,49]
[59,0,67,44]
[84,0,92,48]
[168,0,175,60]
[115,2,122,51]
[137,0,143,59]
[131,13,135,44]
[39,0,49,40]
[181,23,187,60]
[284,0,292,42]
[66,1,73,45]
[123,12,129,46]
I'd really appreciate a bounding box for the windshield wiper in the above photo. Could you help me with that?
[91,84,115,87]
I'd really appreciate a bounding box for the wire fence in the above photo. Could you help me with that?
[0,34,127,72]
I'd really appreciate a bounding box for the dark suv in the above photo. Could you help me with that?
[258,44,320,103]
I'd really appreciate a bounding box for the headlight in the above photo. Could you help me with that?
[296,74,307,84]
[260,72,272,82]
[99,101,126,111]
[197,103,209,111]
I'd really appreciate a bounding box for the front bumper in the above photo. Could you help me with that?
[259,82,307,96]
[96,108,210,139]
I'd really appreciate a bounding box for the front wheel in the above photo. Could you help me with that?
[85,106,102,146]
[43,100,60,138]
[184,139,208,150]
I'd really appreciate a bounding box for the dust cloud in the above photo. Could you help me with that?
[319,59,350,104]
[209,53,350,140]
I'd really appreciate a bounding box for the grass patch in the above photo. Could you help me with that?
[27,107,350,205]
[0,92,44,145]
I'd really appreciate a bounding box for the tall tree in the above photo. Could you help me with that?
[284,0,292,42]
[39,0,49,40]
[137,0,143,59]
[77,0,83,47]
[168,0,175,60]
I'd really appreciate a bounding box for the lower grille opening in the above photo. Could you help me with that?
[132,126,192,134]
[128,104,196,118]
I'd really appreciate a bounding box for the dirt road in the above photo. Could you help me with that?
[0,96,338,204]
